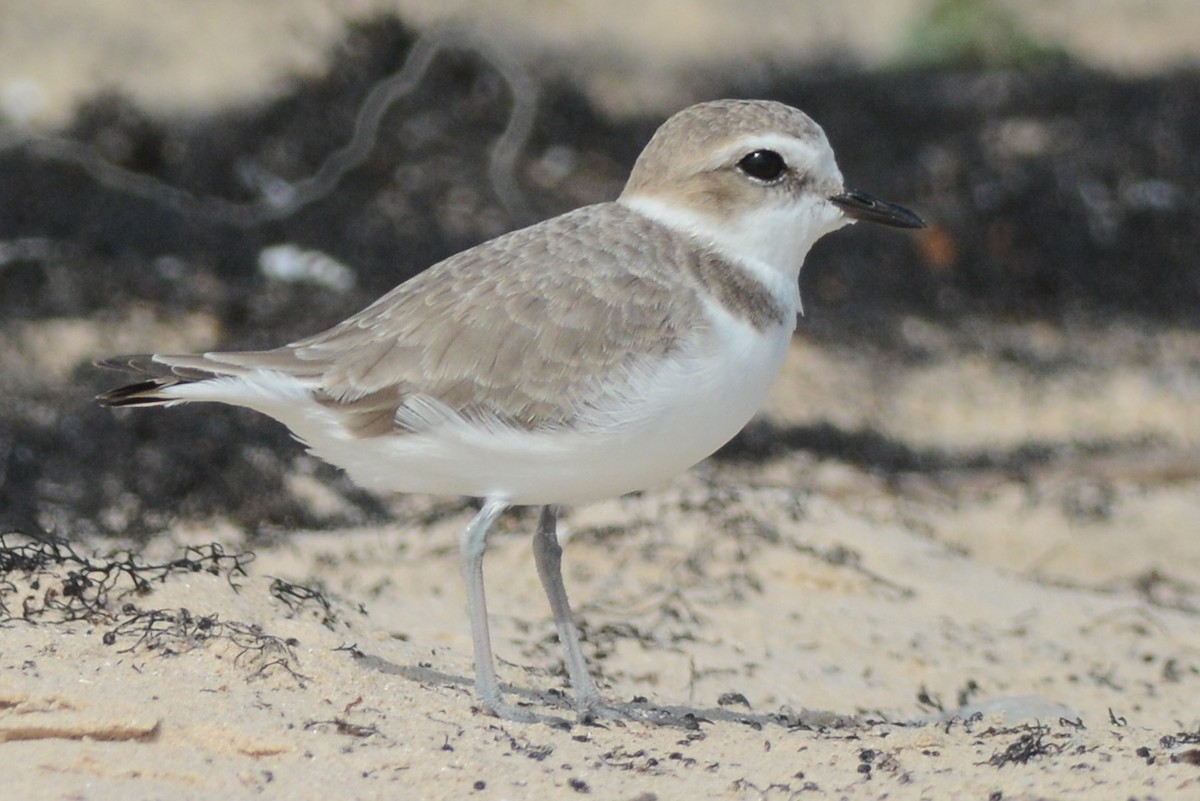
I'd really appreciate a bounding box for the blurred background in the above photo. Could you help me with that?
[0,0,1197,595]
[2,0,1199,125]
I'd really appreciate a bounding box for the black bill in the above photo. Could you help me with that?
[830,188,926,229]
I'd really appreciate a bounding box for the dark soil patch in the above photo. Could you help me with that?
[1,16,1197,540]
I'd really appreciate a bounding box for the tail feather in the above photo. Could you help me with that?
[96,353,239,407]
[97,348,323,407]
[96,378,179,407]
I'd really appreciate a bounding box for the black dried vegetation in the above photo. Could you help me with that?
[0,532,308,686]
[0,532,250,622]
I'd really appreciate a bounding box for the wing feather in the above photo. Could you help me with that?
[99,203,770,434]
[287,203,711,431]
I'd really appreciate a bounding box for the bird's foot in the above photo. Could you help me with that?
[476,699,573,729]
[475,692,706,730]
[575,695,706,729]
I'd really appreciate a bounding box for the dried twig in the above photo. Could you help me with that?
[0,27,537,227]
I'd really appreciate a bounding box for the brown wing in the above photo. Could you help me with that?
[208,203,713,434]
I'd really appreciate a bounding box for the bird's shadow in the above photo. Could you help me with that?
[349,648,862,731]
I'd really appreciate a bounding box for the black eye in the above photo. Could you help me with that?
[737,149,786,182]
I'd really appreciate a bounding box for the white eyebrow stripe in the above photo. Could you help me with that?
[710,132,830,172]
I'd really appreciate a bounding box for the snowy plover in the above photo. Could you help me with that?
[99,99,924,723]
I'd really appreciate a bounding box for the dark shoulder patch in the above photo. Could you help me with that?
[686,251,790,331]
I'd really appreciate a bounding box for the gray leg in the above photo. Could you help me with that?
[459,498,510,713]
[532,505,604,708]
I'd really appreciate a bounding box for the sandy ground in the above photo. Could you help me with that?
[5,326,1200,800]
[3,3,1200,800]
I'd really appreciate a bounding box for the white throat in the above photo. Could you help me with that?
[619,193,849,317]
[621,194,848,276]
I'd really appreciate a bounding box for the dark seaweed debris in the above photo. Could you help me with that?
[0,532,252,622]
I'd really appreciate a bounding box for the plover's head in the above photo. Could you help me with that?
[619,99,924,278]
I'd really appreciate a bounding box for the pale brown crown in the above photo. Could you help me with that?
[619,99,839,216]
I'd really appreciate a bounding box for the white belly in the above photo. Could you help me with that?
[175,307,794,506]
